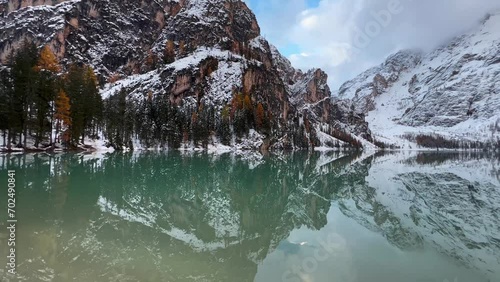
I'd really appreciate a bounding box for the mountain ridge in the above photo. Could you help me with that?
[0,0,375,151]
[336,11,500,149]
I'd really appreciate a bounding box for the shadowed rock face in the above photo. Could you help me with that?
[1,0,67,15]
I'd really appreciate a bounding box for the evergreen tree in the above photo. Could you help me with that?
[82,66,103,139]
[104,88,126,149]
[231,92,247,138]
[166,101,183,149]
[190,103,210,147]
[10,39,38,148]
[104,88,135,150]
[65,64,103,146]
[243,93,254,128]
[0,68,11,147]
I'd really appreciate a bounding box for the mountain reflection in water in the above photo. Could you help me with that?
[0,151,498,282]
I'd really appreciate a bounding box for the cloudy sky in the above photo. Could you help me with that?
[244,0,500,90]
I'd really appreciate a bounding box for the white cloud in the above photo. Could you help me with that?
[300,14,320,29]
[254,0,500,90]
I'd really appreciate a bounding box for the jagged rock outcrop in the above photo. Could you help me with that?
[1,0,169,77]
[0,0,67,15]
[338,49,423,113]
[267,47,373,147]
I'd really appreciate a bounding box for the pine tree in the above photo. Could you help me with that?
[65,64,103,146]
[218,105,232,145]
[243,93,254,128]
[0,69,11,147]
[82,66,102,141]
[230,92,248,137]
[65,64,85,145]
[10,39,38,148]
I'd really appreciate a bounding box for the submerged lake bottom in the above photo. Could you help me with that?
[0,151,499,282]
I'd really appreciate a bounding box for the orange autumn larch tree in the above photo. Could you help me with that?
[33,45,61,146]
[54,89,72,145]
[243,94,253,112]
[34,45,61,73]
[255,102,265,129]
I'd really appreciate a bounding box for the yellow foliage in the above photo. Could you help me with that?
[55,89,71,127]
[34,45,60,73]
[145,50,158,69]
[55,89,72,144]
[231,92,244,116]
[243,94,253,111]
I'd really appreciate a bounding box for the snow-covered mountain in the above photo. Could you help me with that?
[0,0,374,150]
[337,12,500,148]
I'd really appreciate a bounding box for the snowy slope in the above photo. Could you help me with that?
[0,0,376,151]
[338,12,500,148]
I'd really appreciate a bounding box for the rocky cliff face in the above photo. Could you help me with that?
[338,50,423,114]
[0,0,374,150]
[337,12,500,147]
[1,0,183,75]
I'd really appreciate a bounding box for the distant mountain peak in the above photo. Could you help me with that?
[336,11,500,148]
